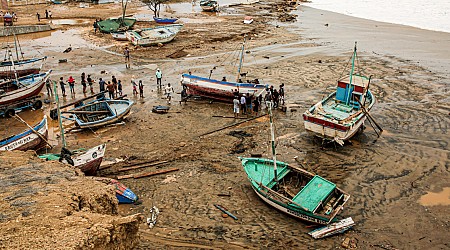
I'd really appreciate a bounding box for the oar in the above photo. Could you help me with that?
[356,99,383,136]
[14,114,53,149]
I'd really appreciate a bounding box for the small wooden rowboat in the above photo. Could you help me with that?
[126,24,183,46]
[67,99,134,129]
[0,115,48,151]
[153,16,178,24]
[91,177,138,203]
[200,0,218,12]
[0,70,52,106]
[152,105,170,114]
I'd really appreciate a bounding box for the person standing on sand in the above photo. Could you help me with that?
[112,76,118,97]
[279,83,285,105]
[240,94,247,115]
[45,77,52,96]
[59,77,66,97]
[48,10,52,19]
[124,47,130,68]
[67,76,75,95]
[98,78,106,92]
[164,83,174,104]
[138,80,144,98]
[155,68,162,88]
[253,96,260,115]
[36,12,40,22]
[132,78,138,96]
[81,72,87,94]
[107,81,115,99]
[45,10,48,19]
[233,96,240,118]
[87,74,94,94]
[118,80,123,96]
[246,93,252,115]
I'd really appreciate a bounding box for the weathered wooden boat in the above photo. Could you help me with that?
[0,68,41,79]
[152,105,170,114]
[181,36,267,103]
[97,17,136,33]
[240,103,351,225]
[126,24,184,46]
[0,70,52,106]
[200,0,218,12]
[0,115,48,151]
[111,32,128,41]
[38,80,106,176]
[303,43,376,143]
[67,99,134,129]
[40,145,106,175]
[153,16,178,24]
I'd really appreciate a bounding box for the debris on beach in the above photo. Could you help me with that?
[147,206,160,228]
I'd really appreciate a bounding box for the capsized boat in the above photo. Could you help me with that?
[0,70,52,106]
[240,103,351,225]
[126,24,184,46]
[303,43,376,143]
[67,99,134,129]
[153,16,178,24]
[111,32,128,41]
[181,36,267,103]
[0,115,48,151]
[97,17,136,33]
[89,177,139,204]
[200,0,218,12]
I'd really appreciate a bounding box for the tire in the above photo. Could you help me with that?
[33,100,43,109]
[5,109,15,118]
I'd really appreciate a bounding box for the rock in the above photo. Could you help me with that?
[222,213,228,218]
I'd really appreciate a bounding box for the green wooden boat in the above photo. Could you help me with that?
[97,18,136,33]
[240,103,350,225]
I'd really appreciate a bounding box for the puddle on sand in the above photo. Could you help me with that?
[419,187,450,206]
[51,19,91,25]
[0,31,54,44]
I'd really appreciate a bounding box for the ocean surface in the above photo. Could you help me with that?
[304,0,450,33]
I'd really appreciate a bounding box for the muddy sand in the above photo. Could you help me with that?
[1,1,449,249]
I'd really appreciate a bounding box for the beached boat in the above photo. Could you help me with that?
[303,43,376,143]
[111,32,128,41]
[240,103,351,225]
[38,81,106,176]
[126,24,184,46]
[153,16,178,24]
[0,115,48,151]
[200,0,218,12]
[181,36,267,102]
[0,70,52,106]
[152,105,170,114]
[90,177,139,204]
[97,18,136,33]
[244,16,254,24]
[67,99,134,129]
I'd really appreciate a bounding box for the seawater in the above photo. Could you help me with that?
[304,0,450,33]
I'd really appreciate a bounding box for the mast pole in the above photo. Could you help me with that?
[13,33,19,62]
[53,80,66,147]
[346,42,357,106]
[236,35,246,82]
[268,102,278,183]
[8,47,19,84]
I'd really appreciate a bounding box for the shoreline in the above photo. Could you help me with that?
[292,6,450,79]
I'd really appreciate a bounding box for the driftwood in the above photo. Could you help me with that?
[117,160,169,172]
[117,167,179,180]
[214,204,238,220]
[200,113,268,137]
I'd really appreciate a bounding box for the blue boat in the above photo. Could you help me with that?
[153,16,178,24]
[111,179,138,204]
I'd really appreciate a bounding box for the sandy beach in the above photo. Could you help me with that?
[0,1,449,249]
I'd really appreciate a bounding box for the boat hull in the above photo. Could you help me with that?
[181,74,266,103]
[0,70,51,106]
[126,24,183,46]
[0,115,48,151]
[72,100,134,129]
[0,68,40,79]
[153,17,178,24]
[68,144,106,176]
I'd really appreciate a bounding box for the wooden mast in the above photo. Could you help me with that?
[53,80,66,147]
[236,35,246,82]
[268,102,278,183]
[346,42,357,106]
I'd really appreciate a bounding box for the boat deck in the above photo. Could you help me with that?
[244,158,291,188]
[291,176,336,212]
[321,101,356,121]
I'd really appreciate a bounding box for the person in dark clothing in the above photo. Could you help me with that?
[87,74,94,94]
[273,89,280,108]
[139,80,144,98]
[107,81,115,99]
[98,78,106,92]
[81,72,87,94]
[279,83,285,105]
[59,77,66,96]
[112,76,118,96]
[93,19,98,34]
[245,93,252,115]
[253,96,260,115]
[117,80,123,96]
[36,12,40,22]
[45,10,48,19]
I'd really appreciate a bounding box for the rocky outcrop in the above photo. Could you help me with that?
[0,151,142,250]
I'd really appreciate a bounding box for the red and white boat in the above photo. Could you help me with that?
[0,115,48,151]
[0,70,52,106]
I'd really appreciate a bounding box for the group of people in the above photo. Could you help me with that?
[232,84,285,118]
[36,10,52,22]
[46,73,124,99]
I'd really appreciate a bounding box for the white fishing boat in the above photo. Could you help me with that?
[0,115,48,151]
[126,24,184,46]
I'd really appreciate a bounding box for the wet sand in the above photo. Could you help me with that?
[1,1,449,249]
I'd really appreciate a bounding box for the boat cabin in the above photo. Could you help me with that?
[335,74,370,109]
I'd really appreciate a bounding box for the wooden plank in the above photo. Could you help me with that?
[117,160,169,172]
[117,174,134,180]
[133,168,179,179]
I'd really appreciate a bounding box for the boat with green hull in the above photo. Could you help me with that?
[240,103,351,225]
[97,18,136,33]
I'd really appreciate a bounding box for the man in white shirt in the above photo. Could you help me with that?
[233,96,240,118]
[240,94,247,115]
[165,83,174,104]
